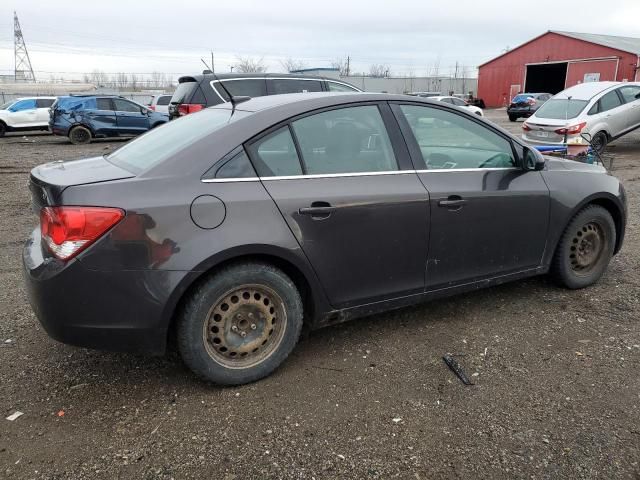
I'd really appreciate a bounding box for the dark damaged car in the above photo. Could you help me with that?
[24,93,626,385]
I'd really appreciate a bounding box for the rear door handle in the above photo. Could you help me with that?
[299,201,337,219]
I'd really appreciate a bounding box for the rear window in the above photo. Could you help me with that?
[512,94,533,103]
[171,80,199,104]
[533,99,589,119]
[107,108,250,173]
[157,95,171,105]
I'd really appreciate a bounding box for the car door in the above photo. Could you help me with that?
[392,102,550,290]
[246,103,430,309]
[82,98,118,135]
[113,98,149,134]
[592,90,627,136]
[35,98,55,125]
[8,99,38,127]
[617,85,640,131]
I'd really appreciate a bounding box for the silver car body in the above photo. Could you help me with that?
[432,96,484,116]
[522,81,640,146]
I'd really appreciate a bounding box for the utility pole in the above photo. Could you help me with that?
[211,50,215,74]
[14,11,36,82]
[346,56,350,77]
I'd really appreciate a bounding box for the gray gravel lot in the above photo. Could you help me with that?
[1,109,639,479]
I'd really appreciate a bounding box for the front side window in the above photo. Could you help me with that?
[10,99,37,111]
[398,104,515,170]
[113,99,142,113]
[291,105,398,175]
[327,81,359,92]
[248,127,302,177]
[450,98,467,107]
[618,85,640,104]
[599,91,622,112]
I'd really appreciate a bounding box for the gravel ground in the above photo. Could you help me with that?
[1,110,639,479]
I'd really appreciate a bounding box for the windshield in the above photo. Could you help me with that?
[534,99,589,120]
[0,101,14,110]
[171,81,198,103]
[107,108,250,173]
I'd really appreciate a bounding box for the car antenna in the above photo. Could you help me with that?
[206,70,250,115]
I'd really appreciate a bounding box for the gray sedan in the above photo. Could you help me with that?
[24,93,627,385]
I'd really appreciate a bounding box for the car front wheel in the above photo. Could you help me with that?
[69,125,92,145]
[177,262,303,385]
[552,205,616,289]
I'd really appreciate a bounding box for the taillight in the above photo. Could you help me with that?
[522,123,532,131]
[555,122,587,136]
[40,206,124,260]
[148,105,155,111]
[177,104,204,116]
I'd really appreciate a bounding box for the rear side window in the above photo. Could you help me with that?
[217,79,267,100]
[291,105,398,175]
[157,95,171,105]
[599,91,622,112]
[36,98,55,108]
[96,98,112,110]
[269,79,323,94]
[327,81,359,92]
[213,151,257,179]
[107,108,250,173]
[248,127,302,177]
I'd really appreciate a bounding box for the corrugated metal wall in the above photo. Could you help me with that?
[477,32,639,107]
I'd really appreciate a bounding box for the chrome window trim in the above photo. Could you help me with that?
[200,167,518,183]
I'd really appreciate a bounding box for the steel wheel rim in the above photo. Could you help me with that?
[202,284,287,369]
[569,221,605,275]
[593,134,605,153]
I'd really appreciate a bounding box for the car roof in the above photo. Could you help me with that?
[554,82,639,100]
[180,72,345,82]
[11,96,57,101]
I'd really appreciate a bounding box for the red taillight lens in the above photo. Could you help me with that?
[522,123,532,131]
[177,104,204,116]
[40,206,124,260]
[149,105,155,111]
[555,122,587,136]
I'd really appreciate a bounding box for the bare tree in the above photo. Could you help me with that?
[234,56,266,73]
[279,57,306,73]
[331,57,350,76]
[129,74,139,91]
[150,71,168,89]
[115,72,129,90]
[369,64,390,78]
[89,69,109,87]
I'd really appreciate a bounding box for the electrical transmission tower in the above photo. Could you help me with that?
[14,11,36,82]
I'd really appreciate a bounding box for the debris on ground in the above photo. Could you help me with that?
[443,353,475,385]
[6,411,24,421]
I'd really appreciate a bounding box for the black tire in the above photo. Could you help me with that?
[0,121,6,137]
[591,131,608,154]
[508,114,517,122]
[69,125,92,145]
[551,205,616,289]
[177,262,303,385]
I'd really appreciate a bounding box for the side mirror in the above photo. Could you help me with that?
[523,146,545,171]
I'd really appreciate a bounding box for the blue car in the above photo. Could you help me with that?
[50,95,168,144]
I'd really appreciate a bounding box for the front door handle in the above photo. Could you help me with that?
[299,201,337,219]
[438,196,467,210]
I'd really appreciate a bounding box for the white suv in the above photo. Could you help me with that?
[147,94,173,114]
[522,82,640,153]
[0,97,57,137]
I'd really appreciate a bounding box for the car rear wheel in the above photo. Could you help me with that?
[177,262,303,385]
[552,205,615,289]
[591,131,608,154]
[69,125,92,145]
[508,114,517,122]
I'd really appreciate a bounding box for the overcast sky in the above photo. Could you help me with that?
[0,0,639,82]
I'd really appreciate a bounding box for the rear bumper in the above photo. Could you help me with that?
[23,228,186,355]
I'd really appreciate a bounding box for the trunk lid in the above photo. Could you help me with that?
[29,156,134,211]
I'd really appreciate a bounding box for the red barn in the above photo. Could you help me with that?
[477,31,640,108]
